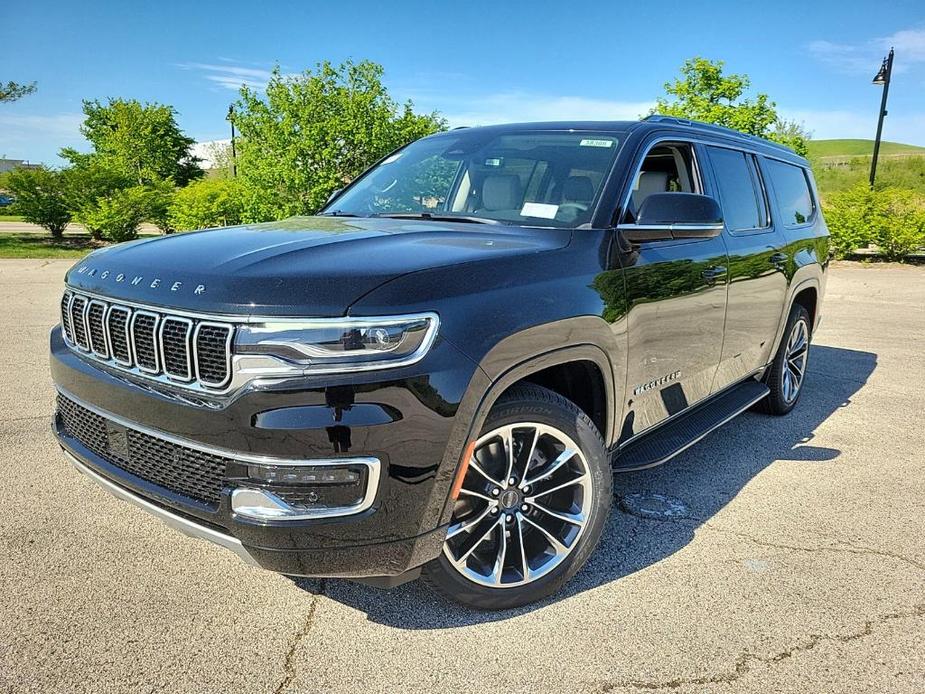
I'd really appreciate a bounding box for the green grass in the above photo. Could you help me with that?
[0,214,24,222]
[807,139,925,159]
[0,233,100,259]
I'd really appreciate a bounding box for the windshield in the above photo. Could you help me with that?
[324,129,622,228]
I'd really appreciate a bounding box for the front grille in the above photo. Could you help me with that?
[60,290,234,390]
[57,393,227,506]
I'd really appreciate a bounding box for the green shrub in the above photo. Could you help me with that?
[5,167,71,238]
[823,184,925,260]
[76,187,150,243]
[168,178,243,231]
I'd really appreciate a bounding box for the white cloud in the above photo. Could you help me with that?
[415,91,654,128]
[178,62,278,91]
[809,27,925,75]
[0,112,85,163]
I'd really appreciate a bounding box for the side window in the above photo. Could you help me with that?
[707,146,766,232]
[765,159,815,226]
[623,142,700,223]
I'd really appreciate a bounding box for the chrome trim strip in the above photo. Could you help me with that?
[106,305,134,367]
[65,450,260,568]
[87,299,110,359]
[193,321,233,388]
[129,309,161,374]
[158,316,194,382]
[61,291,74,344]
[616,223,724,233]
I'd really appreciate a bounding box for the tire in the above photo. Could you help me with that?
[423,383,613,610]
[758,304,811,415]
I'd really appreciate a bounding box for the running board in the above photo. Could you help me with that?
[612,379,770,472]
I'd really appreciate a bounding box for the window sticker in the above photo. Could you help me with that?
[521,202,559,219]
[485,158,503,167]
[579,139,614,148]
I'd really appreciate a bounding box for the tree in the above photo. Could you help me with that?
[652,58,809,156]
[232,60,446,221]
[75,186,151,243]
[70,98,202,186]
[168,178,243,231]
[6,167,71,238]
[0,81,36,103]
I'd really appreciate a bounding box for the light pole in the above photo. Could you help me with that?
[226,105,237,178]
[869,47,894,189]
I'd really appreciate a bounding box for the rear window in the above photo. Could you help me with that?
[765,159,814,226]
[708,147,766,232]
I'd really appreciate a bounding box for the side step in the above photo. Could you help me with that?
[612,379,769,472]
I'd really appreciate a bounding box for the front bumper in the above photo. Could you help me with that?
[51,326,485,579]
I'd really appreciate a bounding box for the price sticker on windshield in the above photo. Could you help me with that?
[579,139,614,148]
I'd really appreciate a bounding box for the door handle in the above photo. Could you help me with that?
[701,266,727,283]
[769,252,789,265]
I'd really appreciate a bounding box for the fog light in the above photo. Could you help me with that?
[233,457,381,521]
[247,465,361,485]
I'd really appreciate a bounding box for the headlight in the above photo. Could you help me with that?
[234,312,439,374]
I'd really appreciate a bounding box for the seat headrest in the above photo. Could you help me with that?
[635,171,670,197]
[481,175,522,211]
[562,175,594,203]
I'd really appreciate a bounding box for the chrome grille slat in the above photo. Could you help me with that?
[60,290,233,392]
[160,317,193,381]
[70,295,90,350]
[87,300,109,358]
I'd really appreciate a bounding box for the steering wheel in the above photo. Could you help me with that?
[556,202,590,220]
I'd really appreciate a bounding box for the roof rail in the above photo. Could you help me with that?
[642,115,797,155]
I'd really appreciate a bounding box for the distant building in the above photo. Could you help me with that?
[0,158,42,173]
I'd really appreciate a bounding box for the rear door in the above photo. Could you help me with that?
[617,138,729,438]
[703,144,789,391]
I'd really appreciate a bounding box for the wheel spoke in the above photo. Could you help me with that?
[515,514,530,581]
[469,458,503,487]
[453,517,500,566]
[522,515,569,554]
[446,505,494,539]
[457,487,495,503]
[491,522,508,585]
[517,427,540,481]
[502,426,515,483]
[524,447,576,487]
[527,472,588,501]
[532,502,585,527]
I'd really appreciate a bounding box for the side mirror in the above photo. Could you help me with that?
[619,193,724,242]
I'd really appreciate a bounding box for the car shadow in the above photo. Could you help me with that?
[288,344,876,628]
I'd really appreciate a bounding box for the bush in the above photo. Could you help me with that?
[76,187,150,243]
[5,167,71,238]
[823,184,925,260]
[168,178,243,231]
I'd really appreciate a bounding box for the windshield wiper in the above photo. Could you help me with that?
[319,210,362,217]
[372,212,500,225]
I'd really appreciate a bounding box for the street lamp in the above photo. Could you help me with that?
[226,105,237,178]
[869,47,894,188]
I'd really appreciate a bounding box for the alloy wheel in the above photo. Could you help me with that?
[782,317,809,403]
[443,423,593,589]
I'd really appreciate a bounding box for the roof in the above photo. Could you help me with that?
[435,116,805,164]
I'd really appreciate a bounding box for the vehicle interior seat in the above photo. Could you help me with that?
[561,175,594,206]
[478,174,523,213]
[631,171,670,212]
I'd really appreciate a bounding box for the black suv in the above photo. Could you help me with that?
[51,116,828,609]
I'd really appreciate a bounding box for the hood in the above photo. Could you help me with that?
[65,216,571,316]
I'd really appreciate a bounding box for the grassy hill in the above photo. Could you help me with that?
[807,139,925,159]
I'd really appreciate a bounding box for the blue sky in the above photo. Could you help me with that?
[2,0,924,165]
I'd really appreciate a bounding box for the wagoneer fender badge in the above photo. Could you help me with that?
[633,370,682,396]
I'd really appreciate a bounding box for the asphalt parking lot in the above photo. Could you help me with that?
[1,259,923,693]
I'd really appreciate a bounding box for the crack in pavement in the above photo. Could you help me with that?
[274,581,324,694]
[595,604,925,692]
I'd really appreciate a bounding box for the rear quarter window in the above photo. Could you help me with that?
[765,159,815,226]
